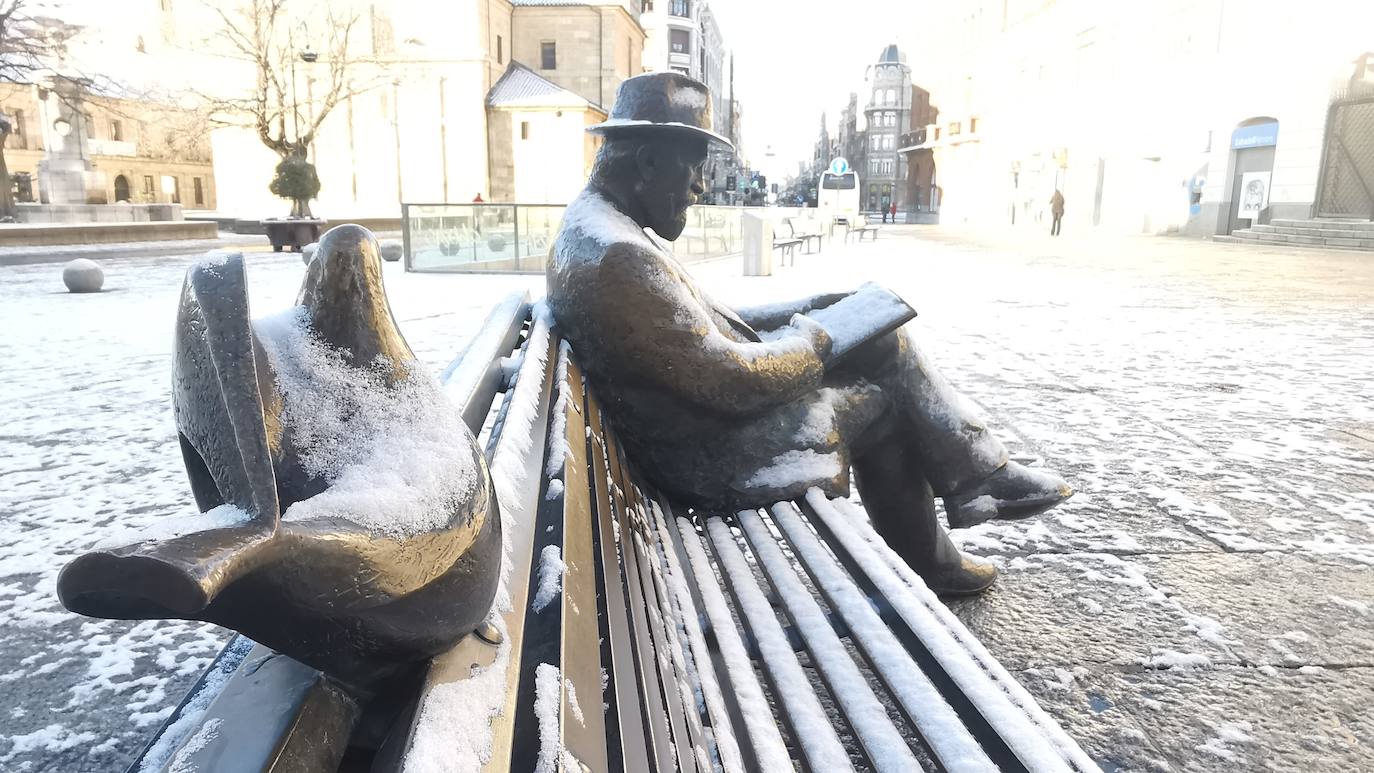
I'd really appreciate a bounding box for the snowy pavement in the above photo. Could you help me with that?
[3,228,1373,770]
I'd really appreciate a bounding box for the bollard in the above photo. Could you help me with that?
[742,212,773,277]
[62,258,104,293]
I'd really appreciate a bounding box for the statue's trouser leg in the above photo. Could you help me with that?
[851,432,964,573]
[846,327,1008,496]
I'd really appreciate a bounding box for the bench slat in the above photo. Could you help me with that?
[440,291,531,435]
[671,517,795,772]
[398,311,558,773]
[623,488,713,771]
[601,423,682,773]
[736,508,921,773]
[605,439,704,773]
[646,499,749,773]
[558,356,613,770]
[767,502,998,773]
[703,518,856,772]
[584,395,654,772]
[805,492,1097,772]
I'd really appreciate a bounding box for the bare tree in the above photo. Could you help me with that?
[0,0,79,217]
[202,0,375,168]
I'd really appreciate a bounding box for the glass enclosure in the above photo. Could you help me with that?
[404,203,750,273]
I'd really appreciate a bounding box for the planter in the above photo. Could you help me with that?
[262,218,325,252]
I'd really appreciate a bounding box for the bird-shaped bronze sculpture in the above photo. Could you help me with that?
[57,225,500,692]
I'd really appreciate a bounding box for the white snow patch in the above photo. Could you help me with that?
[564,677,585,726]
[1142,650,1212,670]
[1327,594,1370,614]
[544,478,565,502]
[0,724,98,762]
[167,717,222,773]
[743,449,841,490]
[254,307,481,538]
[531,545,566,613]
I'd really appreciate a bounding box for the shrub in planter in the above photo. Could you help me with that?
[269,150,321,219]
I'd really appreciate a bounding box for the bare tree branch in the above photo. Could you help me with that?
[196,0,381,162]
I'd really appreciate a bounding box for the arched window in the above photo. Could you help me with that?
[114,175,130,202]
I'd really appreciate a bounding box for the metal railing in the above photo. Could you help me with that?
[403,202,752,273]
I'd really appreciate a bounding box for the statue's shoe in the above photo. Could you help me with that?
[942,461,1074,529]
[920,553,998,597]
[58,226,500,692]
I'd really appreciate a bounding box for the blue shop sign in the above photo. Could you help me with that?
[1231,121,1279,150]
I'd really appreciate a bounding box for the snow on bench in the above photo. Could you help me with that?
[134,296,1098,773]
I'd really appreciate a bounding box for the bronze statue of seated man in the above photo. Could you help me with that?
[548,73,1072,595]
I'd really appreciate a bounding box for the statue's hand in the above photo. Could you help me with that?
[789,313,833,361]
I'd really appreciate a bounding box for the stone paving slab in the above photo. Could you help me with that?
[945,552,1240,671]
[1139,552,1374,668]
[1119,665,1374,772]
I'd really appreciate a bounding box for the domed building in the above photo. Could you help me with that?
[862,44,912,215]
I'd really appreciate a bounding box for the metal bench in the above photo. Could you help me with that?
[848,218,880,243]
[132,295,1097,772]
[782,217,825,255]
[772,235,804,266]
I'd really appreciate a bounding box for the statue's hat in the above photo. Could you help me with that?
[587,72,733,149]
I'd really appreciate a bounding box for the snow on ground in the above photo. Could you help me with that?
[4,228,1374,770]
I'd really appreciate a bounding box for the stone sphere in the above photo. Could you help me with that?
[302,241,319,265]
[63,259,105,293]
[487,234,507,253]
[379,239,403,262]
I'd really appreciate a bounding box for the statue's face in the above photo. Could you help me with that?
[640,137,708,241]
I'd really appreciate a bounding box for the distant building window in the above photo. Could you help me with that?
[671,66,689,75]
[111,120,123,141]
[969,117,978,133]
[160,0,172,10]
[670,0,690,17]
[540,41,556,70]
[642,0,654,11]
[143,175,155,197]
[193,176,204,205]
[497,35,503,64]
[871,134,879,150]
[12,109,22,136]
[627,37,633,73]
[521,121,530,140]
[85,113,94,138]
[670,29,690,54]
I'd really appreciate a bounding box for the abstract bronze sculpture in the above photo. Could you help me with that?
[548,73,1072,595]
[58,225,500,690]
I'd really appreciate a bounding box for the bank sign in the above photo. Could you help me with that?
[1231,121,1279,150]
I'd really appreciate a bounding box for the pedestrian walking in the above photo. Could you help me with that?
[890,202,897,223]
[882,205,889,223]
[472,193,485,203]
[1050,189,1065,236]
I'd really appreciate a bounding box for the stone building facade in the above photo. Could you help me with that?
[639,0,741,202]
[0,82,216,210]
[862,44,912,214]
[59,0,645,216]
[907,0,1374,236]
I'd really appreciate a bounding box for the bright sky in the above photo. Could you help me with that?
[711,0,928,182]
